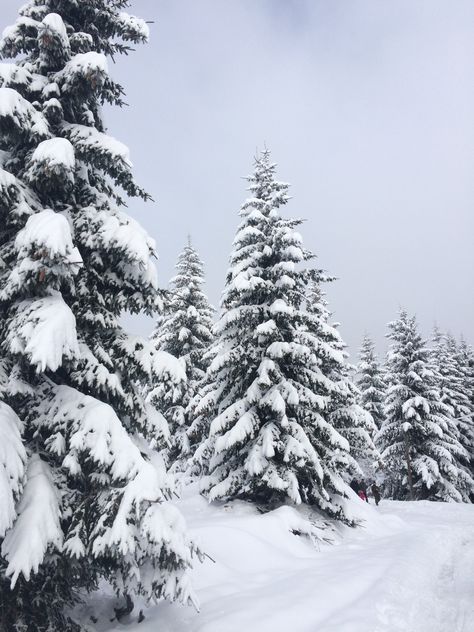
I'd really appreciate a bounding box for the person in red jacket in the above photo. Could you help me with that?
[357,489,368,502]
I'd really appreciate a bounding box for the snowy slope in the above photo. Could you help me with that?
[87,489,474,632]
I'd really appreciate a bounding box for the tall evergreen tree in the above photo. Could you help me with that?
[432,331,472,419]
[356,334,386,432]
[189,150,365,522]
[376,311,468,501]
[439,334,474,492]
[306,287,378,479]
[0,3,198,630]
[149,239,214,468]
[457,339,474,473]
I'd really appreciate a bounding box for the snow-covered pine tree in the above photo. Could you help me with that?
[431,330,474,499]
[456,338,474,487]
[329,368,379,481]
[0,3,198,630]
[306,285,378,480]
[376,311,468,501]
[356,334,386,432]
[189,150,362,522]
[149,239,214,469]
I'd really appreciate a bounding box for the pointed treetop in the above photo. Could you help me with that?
[241,147,290,212]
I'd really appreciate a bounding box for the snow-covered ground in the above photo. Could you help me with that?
[89,488,474,632]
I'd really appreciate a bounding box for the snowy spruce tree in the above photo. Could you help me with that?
[431,331,474,498]
[306,284,378,479]
[189,150,366,522]
[356,334,386,432]
[376,311,468,501]
[0,3,198,630]
[149,239,214,469]
[456,338,474,486]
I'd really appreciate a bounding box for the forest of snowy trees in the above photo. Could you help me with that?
[0,1,472,631]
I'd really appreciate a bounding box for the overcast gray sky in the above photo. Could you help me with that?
[2,0,474,356]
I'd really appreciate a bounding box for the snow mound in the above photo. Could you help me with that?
[6,291,80,372]
[0,167,15,189]
[59,51,108,82]
[151,350,187,384]
[2,454,63,587]
[92,493,474,632]
[1,16,39,52]
[15,208,81,262]
[0,63,31,88]
[269,299,293,315]
[62,122,130,164]
[0,166,42,219]
[0,87,49,137]
[96,211,153,263]
[41,13,68,47]
[118,12,150,41]
[0,402,26,538]
[30,137,75,169]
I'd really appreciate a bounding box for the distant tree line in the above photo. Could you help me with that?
[151,152,473,509]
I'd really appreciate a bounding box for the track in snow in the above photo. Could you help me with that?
[102,494,474,632]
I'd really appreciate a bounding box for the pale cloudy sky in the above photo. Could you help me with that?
[2,0,474,356]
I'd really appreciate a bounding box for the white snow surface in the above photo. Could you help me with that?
[0,87,49,137]
[0,402,26,538]
[6,291,80,372]
[62,123,131,167]
[41,13,69,47]
[0,63,31,88]
[61,51,108,78]
[96,211,153,265]
[88,488,474,632]
[151,350,187,384]
[118,12,150,40]
[2,454,62,587]
[15,208,81,262]
[31,137,75,169]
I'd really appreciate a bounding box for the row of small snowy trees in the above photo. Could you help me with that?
[357,320,474,502]
[151,159,474,511]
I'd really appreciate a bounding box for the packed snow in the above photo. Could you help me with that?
[0,63,31,88]
[95,210,155,265]
[0,86,49,137]
[30,137,75,170]
[62,123,131,167]
[84,490,474,632]
[59,52,109,84]
[118,12,150,41]
[15,208,80,261]
[2,455,62,587]
[0,402,26,538]
[40,13,69,48]
[6,291,80,372]
[1,16,38,48]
